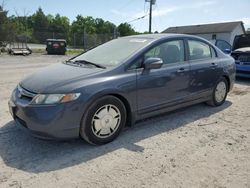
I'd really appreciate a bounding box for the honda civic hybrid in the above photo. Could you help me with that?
[9,34,235,145]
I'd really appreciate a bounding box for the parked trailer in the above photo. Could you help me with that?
[8,42,32,56]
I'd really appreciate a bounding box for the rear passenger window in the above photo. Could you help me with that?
[188,40,212,60]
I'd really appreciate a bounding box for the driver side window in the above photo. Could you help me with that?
[129,58,143,70]
[144,46,161,59]
[144,40,185,64]
[128,40,185,70]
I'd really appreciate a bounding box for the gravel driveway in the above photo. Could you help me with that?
[0,54,249,188]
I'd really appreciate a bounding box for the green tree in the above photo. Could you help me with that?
[0,5,8,41]
[1,4,142,46]
[71,15,96,34]
[117,23,136,36]
[31,7,49,32]
[48,14,70,34]
[28,7,50,43]
[94,18,116,34]
[8,15,31,34]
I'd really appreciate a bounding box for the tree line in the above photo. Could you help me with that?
[0,6,143,46]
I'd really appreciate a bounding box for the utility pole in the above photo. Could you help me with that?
[146,0,156,33]
[149,0,153,33]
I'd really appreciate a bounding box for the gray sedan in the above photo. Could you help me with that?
[9,34,235,145]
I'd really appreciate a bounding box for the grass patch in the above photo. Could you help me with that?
[31,48,83,55]
[32,49,46,54]
[66,49,83,55]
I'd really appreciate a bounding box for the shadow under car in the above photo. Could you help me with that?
[0,101,232,173]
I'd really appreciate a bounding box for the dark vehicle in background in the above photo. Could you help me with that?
[9,34,235,145]
[231,34,250,78]
[46,39,67,55]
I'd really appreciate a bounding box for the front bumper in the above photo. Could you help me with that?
[8,89,82,140]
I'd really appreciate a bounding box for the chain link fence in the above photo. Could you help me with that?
[1,31,119,51]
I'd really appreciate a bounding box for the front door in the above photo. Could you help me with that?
[136,39,190,114]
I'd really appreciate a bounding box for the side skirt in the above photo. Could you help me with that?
[136,96,210,122]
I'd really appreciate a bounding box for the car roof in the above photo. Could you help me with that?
[122,33,199,41]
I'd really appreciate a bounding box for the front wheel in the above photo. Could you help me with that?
[80,96,126,145]
[206,77,228,106]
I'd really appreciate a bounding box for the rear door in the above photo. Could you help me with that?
[187,39,221,96]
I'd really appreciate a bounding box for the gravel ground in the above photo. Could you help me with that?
[0,54,250,188]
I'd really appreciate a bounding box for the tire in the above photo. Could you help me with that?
[80,96,127,145]
[206,77,228,106]
[28,48,32,54]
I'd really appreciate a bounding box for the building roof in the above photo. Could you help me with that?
[162,21,245,34]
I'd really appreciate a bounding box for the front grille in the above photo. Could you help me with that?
[238,55,250,63]
[17,85,37,101]
[232,53,250,63]
[235,61,250,65]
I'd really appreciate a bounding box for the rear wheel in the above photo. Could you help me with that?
[207,77,228,106]
[80,96,126,145]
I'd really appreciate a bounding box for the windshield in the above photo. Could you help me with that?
[233,34,250,50]
[73,37,152,67]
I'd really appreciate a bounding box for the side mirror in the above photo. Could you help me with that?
[223,48,231,54]
[144,57,163,70]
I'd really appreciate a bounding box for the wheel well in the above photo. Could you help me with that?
[110,94,133,127]
[222,75,230,91]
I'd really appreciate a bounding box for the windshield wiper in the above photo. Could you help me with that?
[65,60,106,69]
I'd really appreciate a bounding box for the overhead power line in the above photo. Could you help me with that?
[127,14,148,23]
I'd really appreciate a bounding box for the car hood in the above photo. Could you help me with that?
[233,47,250,53]
[20,63,104,93]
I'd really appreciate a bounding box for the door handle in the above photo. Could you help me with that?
[210,62,218,67]
[177,67,186,73]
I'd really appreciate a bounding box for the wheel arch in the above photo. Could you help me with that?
[109,93,133,127]
[222,75,230,91]
[81,90,134,128]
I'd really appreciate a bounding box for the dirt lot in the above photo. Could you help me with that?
[0,54,250,188]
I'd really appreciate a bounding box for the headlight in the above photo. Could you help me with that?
[31,93,81,105]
